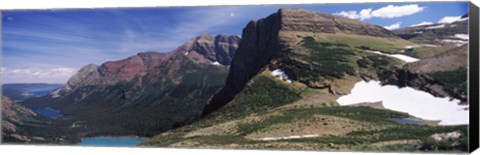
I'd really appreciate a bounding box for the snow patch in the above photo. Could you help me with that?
[421,44,440,47]
[259,134,319,141]
[426,24,445,29]
[337,80,469,125]
[271,69,292,83]
[388,54,420,63]
[365,50,419,63]
[212,61,221,66]
[184,52,189,56]
[455,18,468,22]
[453,34,469,40]
[441,39,468,46]
[404,44,439,49]
[50,88,62,98]
[413,31,424,34]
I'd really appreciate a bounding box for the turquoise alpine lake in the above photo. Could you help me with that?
[77,137,146,147]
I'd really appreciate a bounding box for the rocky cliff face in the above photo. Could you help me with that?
[203,8,401,115]
[176,33,240,65]
[1,96,38,142]
[24,34,240,136]
[204,10,283,115]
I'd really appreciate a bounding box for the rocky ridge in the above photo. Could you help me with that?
[22,34,240,136]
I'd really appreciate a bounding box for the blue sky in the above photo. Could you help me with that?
[1,2,469,83]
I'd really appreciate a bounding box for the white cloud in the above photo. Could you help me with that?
[384,22,401,30]
[334,4,425,20]
[0,67,6,73]
[438,16,462,24]
[1,67,77,83]
[410,21,433,27]
[335,10,361,19]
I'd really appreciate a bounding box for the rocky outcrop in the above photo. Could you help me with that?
[407,44,468,73]
[204,10,284,115]
[377,68,467,104]
[203,8,400,115]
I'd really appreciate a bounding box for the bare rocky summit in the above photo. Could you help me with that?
[279,8,398,38]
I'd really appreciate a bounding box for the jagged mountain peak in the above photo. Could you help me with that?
[196,32,215,41]
[44,33,240,100]
[174,33,240,65]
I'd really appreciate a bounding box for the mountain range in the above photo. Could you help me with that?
[2,8,469,152]
[2,83,63,102]
[21,34,240,137]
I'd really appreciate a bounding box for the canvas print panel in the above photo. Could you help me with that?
[1,2,470,152]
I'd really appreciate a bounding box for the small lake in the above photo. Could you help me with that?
[77,137,146,147]
[337,80,469,125]
[32,107,62,119]
[388,118,427,125]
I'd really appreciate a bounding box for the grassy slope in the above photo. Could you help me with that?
[141,35,467,152]
[312,33,413,53]
[141,71,467,152]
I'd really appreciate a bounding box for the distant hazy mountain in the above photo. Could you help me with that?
[2,83,63,102]
[393,15,468,45]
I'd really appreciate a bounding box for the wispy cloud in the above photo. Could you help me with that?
[384,22,401,30]
[1,67,77,83]
[334,4,425,20]
[438,16,463,23]
[410,21,433,27]
[1,6,262,83]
